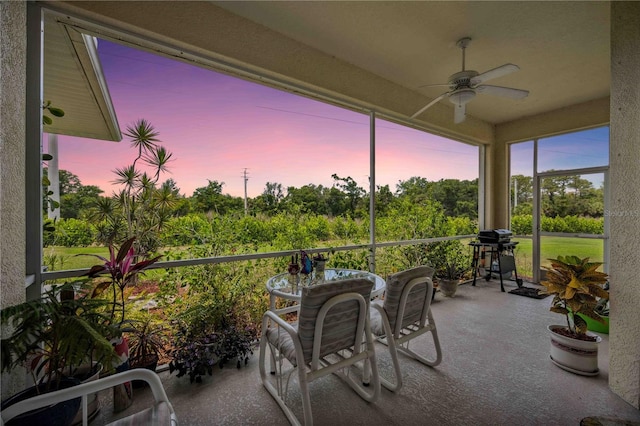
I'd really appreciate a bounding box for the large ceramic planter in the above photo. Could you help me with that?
[548,325,601,376]
[438,279,459,297]
[1,377,81,426]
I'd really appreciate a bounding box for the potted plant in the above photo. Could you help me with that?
[127,315,167,388]
[0,282,119,426]
[83,237,162,327]
[81,236,161,411]
[539,255,609,376]
[432,242,469,297]
[169,313,254,384]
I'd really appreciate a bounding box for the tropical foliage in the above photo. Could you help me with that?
[428,240,471,281]
[0,282,119,391]
[90,119,175,256]
[82,237,161,325]
[540,255,609,337]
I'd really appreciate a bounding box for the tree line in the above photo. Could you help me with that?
[511,174,604,218]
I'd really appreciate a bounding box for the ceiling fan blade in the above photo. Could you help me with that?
[471,64,520,85]
[417,83,451,89]
[411,93,448,118]
[454,103,466,124]
[476,85,529,99]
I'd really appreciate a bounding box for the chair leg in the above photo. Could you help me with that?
[379,335,403,392]
[397,313,442,367]
[260,336,304,426]
[373,307,404,392]
[299,367,314,426]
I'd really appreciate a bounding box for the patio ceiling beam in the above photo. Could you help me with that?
[495,96,610,144]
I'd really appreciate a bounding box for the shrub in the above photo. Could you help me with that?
[161,214,212,246]
[304,214,331,241]
[511,214,603,235]
[51,218,95,247]
[511,214,532,235]
[234,214,273,244]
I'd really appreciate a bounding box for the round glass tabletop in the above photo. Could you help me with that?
[266,268,386,301]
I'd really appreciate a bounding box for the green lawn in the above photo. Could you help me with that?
[511,236,604,278]
[43,246,109,270]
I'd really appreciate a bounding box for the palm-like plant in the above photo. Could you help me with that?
[540,255,609,337]
[92,119,176,255]
[128,315,166,367]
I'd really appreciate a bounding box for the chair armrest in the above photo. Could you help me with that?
[1,369,176,425]
[262,310,298,338]
[261,309,306,368]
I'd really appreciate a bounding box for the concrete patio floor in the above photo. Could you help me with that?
[102,278,640,425]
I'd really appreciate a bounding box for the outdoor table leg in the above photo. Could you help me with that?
[497,248,505,292]
[471,244,479,286]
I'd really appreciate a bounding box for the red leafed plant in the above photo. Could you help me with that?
[82,237,161,325]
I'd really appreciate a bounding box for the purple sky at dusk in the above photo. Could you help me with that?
[51,39,482,198]
[510,126,609,188]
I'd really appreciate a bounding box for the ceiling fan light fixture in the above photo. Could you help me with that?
[449,89,475,106]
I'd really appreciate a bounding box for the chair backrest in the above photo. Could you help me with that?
[298,278,373,365]
[383,266,435,332]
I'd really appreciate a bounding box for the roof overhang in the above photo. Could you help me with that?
[43,11,121,142]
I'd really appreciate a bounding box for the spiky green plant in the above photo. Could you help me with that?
[540,255,609,336]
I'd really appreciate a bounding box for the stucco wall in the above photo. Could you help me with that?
[0,1,27,398]
[609,1,640,409]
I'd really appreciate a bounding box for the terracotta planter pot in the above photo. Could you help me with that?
[548,325,601,376]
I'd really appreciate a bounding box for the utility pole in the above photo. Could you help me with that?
[243,168,249,216]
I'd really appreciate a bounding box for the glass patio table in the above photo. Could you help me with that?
[266,268,386,315]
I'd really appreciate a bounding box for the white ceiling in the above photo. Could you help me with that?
[214,1,610,126]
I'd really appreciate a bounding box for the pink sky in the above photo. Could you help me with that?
[51,40,478,198]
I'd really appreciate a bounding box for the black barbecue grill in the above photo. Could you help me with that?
[470,229,522,291]
[477,229,512,244]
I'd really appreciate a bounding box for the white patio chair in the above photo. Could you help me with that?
[370,266,442,392]
[259,278,380,426]
[1,369,177,426]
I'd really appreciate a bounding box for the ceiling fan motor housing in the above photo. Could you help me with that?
[449,70,479,88]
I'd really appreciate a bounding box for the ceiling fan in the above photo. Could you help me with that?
[411,37,529,124]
